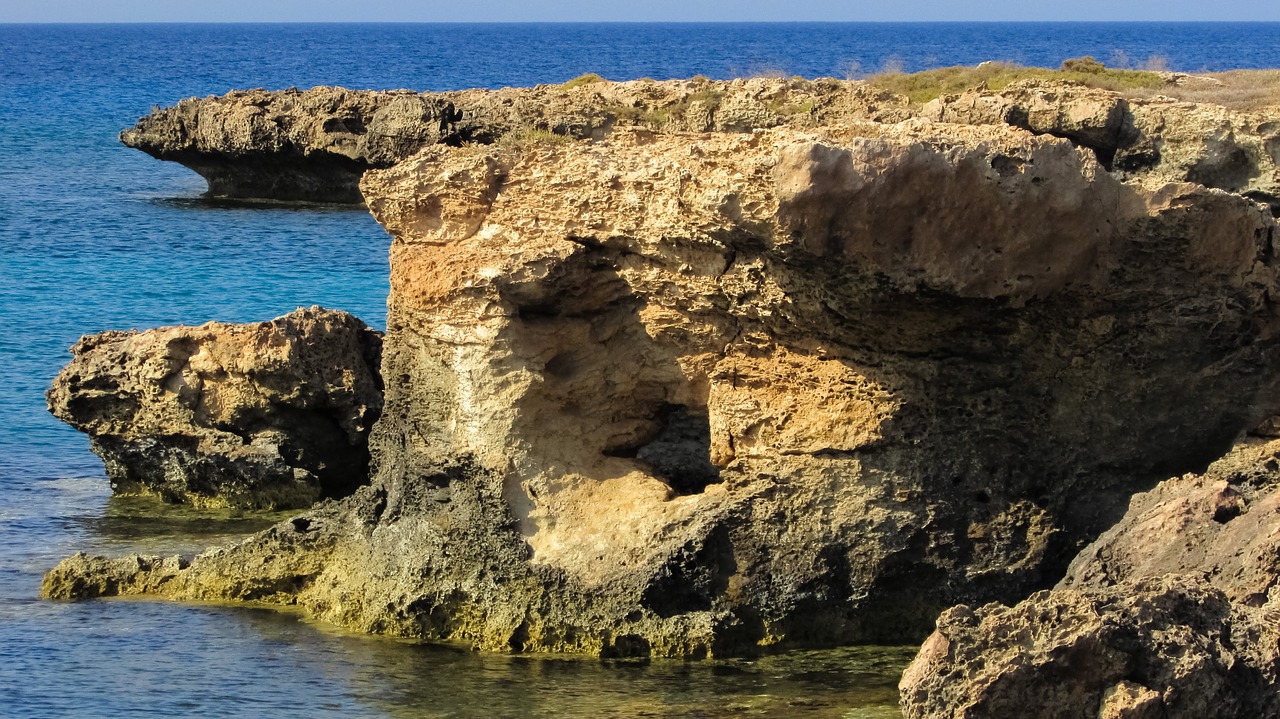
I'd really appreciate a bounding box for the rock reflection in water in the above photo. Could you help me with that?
[234,608,913,718]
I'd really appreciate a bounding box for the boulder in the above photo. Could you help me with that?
[898,576,1280,719]
[47,306,383,510]
[1059,437,1280,606]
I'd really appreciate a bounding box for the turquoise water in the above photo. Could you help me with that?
[3,22,1279,717]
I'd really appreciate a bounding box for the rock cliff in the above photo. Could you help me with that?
[48,111,1280,658]
[121,78,907,202]
[47,307,383,510]
[124,76,1280,211]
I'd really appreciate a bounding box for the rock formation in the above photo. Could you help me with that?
[898,428,1280,717]
[897,576,1280,719]
[121,78,908,202]
[47,108,1280,659]
[47,306,383,510]
[923,79,1280,212]
[124,75,1280,214]
[1060,436,1280,606]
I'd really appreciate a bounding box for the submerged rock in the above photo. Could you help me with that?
[47,306,383,510]
[46,117,1280,657]
[898,576,1280,719]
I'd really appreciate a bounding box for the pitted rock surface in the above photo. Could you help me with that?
[46,119,1280,658]
[47,306,383,510]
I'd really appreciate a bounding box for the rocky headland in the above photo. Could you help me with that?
[47,306,383,509]
[43,68,1280,713]
[122,75,1280,212]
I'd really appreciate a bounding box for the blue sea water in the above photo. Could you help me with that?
[1,22,1278,718]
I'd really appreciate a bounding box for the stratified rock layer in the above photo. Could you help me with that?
[897,576,1280,719]
[47,307,383,510]
[47,116,1280,658]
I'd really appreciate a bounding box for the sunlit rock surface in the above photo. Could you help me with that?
[49,109,1280,659]
[47,306,383,510]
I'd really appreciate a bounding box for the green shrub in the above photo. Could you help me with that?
[1061,56,1106,74]
[562,73,607,89]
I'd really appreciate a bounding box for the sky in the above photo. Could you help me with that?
[2,0,1279,23]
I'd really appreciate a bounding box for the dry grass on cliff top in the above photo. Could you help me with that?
[1135,69,1280,111]
[866,59,1166,105]
[868,59,1280,110]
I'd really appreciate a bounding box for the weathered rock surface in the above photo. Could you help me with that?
[898,426,1280,717]
[921,79,1137,158]
[898,575,1280,719]
[122,78,908,202]
[47,116,1280,657]
[1060,436,1280,606]
[923,79,1280,210]
[47,306,383,510]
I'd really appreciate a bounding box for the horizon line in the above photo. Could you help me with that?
[4,19,1280,25]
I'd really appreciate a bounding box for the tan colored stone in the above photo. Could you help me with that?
[46,306,382,509]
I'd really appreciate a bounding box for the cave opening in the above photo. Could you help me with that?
[634,404,722,496]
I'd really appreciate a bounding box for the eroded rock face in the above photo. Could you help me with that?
[47,306,383,510]
[121,78,909,202]
[46,119,1280,657]
[1059,435,1280,605]
[921,79,1137,159]
[923,80,1280,210]
[898,576,1280,719]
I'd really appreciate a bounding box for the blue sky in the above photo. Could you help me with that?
[3,0,1278,23]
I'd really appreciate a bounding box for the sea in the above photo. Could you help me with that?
[1,22,1278,718]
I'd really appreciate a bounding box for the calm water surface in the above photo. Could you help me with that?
[2,22,1278,717]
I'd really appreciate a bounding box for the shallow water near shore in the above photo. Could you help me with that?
[3,21,1280,717]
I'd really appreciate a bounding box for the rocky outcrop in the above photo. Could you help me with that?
[47,306,383,510]
[923,79,1280,211]
[126,75,1280,212]
[1059,436,1280,606]
[898,576,1280,719]
[122,78,908,202]
[47,115,1280,658]
[898,427,1280,717]
[921,79,1137,159]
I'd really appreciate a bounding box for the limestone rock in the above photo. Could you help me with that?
[921,79,1280,210]
[1059,437,1280,607]
[120,78,909,202]
[1118,98,1280,210]
[897,576,1280,719]
[45,119,1280,657]
[921,79,1136,156]
[47,306,383,510]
